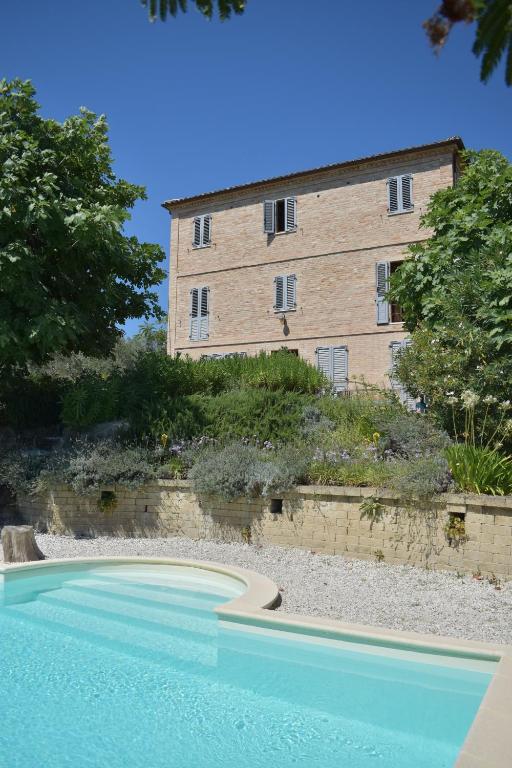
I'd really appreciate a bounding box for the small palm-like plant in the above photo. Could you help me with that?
[444,389,512,495]
[445,444,512,495]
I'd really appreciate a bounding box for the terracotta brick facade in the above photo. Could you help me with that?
[165,140,461,389]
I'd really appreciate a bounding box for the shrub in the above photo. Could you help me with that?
[187,442,310,500]
[61,375,123,427]
[445,444,512,496]
[387,456,452,497]
[307,458,395,488]
[0,373,63,429]
[318,393,402,441]
[374,411,451,460]
[195,389,312,444]
[226,351,327,393]
[308,452,451,497]
[38,440,159,496]
[0,449,50,494]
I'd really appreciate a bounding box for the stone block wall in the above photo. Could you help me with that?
[16,481,512,579]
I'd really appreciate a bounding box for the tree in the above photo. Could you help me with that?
[0,79,165,372]
[388,149,512,436]
[424,0,512,85]
[141,0,245,21]
[140,1,512,86]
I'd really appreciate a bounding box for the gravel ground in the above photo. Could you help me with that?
[4,533,512,645]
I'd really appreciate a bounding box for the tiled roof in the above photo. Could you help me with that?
[162,137,464,210]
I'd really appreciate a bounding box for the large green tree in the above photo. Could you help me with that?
[388,149,512,433]
[0,79,165,372]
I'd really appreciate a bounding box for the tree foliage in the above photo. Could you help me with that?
[388,149,512,433]
[139,1,512,86]
[424,0,512,85]
[0,79,165,372]
[141,0,245,21]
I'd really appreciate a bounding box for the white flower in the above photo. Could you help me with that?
[445,391,455,397]
[503,419,512,435]
[446,396,458,405]
[461,390,480,409]
[483,395,498,404]
[500,400,511,411]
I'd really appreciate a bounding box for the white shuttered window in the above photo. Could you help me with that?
[192,215,212,248]
[375,261,390,325]
[263,198,297,234]
[189,286,209,340]
[389,340,416,410]
[316,346,348,393]
[274,274,296,312]
[387,175,413,214]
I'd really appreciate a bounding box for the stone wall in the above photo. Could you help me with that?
[16,480,512,579]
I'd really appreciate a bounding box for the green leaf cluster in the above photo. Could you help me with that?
[0,79,165,372]
[141,0,245,21]
[388,149,512,439]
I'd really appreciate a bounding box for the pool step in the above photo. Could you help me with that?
[81,570,233,603]
[37,586,217,639]
[60,577,219,616]
[8,598,217,670]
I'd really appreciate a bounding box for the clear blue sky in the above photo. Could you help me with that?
[2,0,509,336]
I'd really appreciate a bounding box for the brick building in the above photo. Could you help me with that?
[163,137,463,396]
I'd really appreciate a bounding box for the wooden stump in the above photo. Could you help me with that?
[1,525,45,563]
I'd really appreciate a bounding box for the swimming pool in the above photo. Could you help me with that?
[0,559,505,767]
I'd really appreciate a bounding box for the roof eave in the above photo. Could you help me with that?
[162,137,465,212]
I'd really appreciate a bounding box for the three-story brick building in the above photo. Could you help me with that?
[163,137,463,398]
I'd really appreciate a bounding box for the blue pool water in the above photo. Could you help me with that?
[0,564,493,768]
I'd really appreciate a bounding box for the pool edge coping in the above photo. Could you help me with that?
[1,555,510,767]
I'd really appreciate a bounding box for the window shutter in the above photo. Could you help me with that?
[387,177,399,213]
[203,215,212,245]
[274,275,285,310]
[286,274,296,310]
[316,346,348,392]
[332,346,348,392]
[401,175,413,210]
[390,340,415,409]
[264,200,275,234]
[193,218,202,247]
[316,347,332,382]
[189,288,199,339]
[285,197,297,231]
[199,286,209,340]
[375,261,390,325]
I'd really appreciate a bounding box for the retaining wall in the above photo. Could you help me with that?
[16,481,512,579]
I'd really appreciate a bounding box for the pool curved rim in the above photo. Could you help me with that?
[1,556,511,768]
[0,555,280,613]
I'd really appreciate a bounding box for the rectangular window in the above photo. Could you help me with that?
[387,175,413,214]
[264,198,297,234]
[274,274,296,312]
[375,261,390,325]
[189,286,209,340]
[389,340,416,409]
[192,215,212,248]
[376,261,405,324]
[316,345,348,393]
[389,261,404,323]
